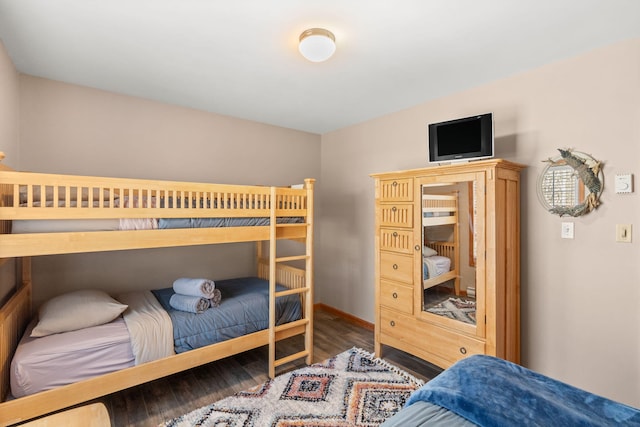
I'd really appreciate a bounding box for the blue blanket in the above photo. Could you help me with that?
[158,216,303,229]
[407,355,640,427]
[152,277,301,353]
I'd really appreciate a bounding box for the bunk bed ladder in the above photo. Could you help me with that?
[267,183,314,378]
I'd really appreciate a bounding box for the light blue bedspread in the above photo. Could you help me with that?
[158,216,303,229]
[152,277,301,353]
[407,355,640,427]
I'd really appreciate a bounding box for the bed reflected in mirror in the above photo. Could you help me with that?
[421,181,477,326]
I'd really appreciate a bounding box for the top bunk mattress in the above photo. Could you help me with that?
[11,216,304,233]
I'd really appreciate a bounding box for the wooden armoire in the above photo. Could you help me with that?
[372,159,525,368]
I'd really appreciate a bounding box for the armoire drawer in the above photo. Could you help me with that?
[379,178,413,202]
[380,280,413,314]
[380,252,413,284]
[380,308,485,365]
[379,228,415,254]
[379,204,413,228]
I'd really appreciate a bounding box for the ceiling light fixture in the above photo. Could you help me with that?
[298,28,336,62]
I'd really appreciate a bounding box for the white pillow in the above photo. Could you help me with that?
[30,289,128,337]
[423,245,438,257]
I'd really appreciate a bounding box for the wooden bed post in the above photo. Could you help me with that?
[268,186,277,378]
[0,257,32,408]
[304,178,314,366]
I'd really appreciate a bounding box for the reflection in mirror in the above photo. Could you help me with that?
[421,182,476,325]
[538,149,603,217]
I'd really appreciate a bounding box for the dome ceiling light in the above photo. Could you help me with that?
[298,28,336,62]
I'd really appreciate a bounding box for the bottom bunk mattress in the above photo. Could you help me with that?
[9,277,302,398]
[10,317,135,398]
[423,255,451,280]
[151,277,302,353]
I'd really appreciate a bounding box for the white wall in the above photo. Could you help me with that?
[317,38,640,406]
[17,75,321,306]
[0,40,20,303]
[0,40,18,166]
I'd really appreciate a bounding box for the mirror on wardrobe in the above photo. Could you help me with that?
[420,180,477,326]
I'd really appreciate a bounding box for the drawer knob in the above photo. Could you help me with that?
[392,292,398,299]
[392,264,398,270]
[392,231,398,237]
[391,206,397,212]
[415,245,420,251]
[392,181,398,187]
[390,320,396,327]
[459,347,467,355]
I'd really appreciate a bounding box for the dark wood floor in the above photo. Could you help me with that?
[85,308,443,427]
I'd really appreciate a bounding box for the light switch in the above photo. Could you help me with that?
[615,174,633,193]
[616,224,632,243]
[561,222,574,239]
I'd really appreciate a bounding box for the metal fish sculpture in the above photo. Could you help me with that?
[557,149,602,194]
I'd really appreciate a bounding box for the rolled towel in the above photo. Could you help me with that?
[209,288,222,307]
[169,293,210,314]
[172,277,216,299]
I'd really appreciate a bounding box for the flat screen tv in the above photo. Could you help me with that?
[428,113,494,163]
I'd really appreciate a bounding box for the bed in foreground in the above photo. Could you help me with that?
[381,355,640,427]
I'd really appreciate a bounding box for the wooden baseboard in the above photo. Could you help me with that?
[314,303,374,331]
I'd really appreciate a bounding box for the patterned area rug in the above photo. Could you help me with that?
[425,297,476,325]
[161,347,424,427]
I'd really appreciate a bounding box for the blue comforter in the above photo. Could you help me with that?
[407,355,640,427]
[158,216,303,229]
[152,277,302,353]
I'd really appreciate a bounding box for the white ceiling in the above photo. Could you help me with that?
[1,1,639,134]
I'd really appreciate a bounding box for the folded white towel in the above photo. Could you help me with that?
[209,288,222,307]
[172,278,216,299]
[169,293,210,314]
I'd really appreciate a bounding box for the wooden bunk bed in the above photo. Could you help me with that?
[421,192,460,294]
[0,153,315,426]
